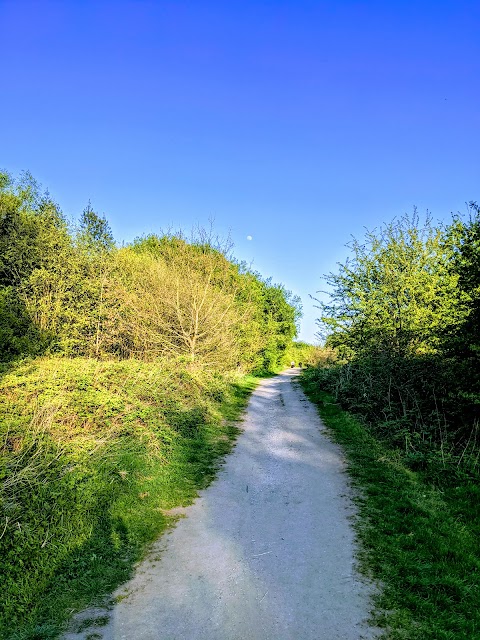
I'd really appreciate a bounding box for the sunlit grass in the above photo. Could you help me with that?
[301,369,480,640]
[0,357,258,639]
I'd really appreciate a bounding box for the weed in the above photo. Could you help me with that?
[75,616,110,632]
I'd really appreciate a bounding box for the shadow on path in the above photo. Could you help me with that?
[64,370,380,640]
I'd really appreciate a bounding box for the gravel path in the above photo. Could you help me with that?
[65,369,379,640]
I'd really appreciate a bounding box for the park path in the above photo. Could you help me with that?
[65,369,379,640]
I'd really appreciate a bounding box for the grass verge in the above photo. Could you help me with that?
[0,357,259,639]
[300,368,480,640]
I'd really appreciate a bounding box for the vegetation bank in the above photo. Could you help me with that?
[0,171,300,638]
[304,207,480,639]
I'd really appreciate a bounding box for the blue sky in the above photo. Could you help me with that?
[1,0,479,342]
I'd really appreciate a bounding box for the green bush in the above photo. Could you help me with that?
[301,368,480,639]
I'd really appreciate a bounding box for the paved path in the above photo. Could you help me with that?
[66,369,379,639]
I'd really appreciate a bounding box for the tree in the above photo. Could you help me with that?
[256,279,300,369]
[113,237,251,368]
[0,172,68,287]
[0,172,71,359]
[76,204,114,255]
[446,203,480,354]
[441,203,480,415]
[316,212,468,358]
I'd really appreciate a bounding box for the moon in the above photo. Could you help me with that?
[247,235,253,241]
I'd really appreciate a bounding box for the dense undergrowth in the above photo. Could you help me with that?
[302,367,480,639]
[0,357,258,639]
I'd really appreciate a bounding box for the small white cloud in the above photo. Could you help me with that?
[247,235,253,241]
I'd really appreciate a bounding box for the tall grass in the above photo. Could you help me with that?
[0,357,257,639]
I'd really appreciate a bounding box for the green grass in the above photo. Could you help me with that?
[300,369,480,640]
[0,357,259,639]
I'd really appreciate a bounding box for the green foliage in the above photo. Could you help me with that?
[127,234,300,371]
[301,369,480,639]
[256,280,301,370]
[0,172,69,288]
[0,171,298,370]
[316,211,468,358]
[76,203,114,255]
[0,358,258,638]
[443,202,480,406]
[0,288,44,359]
[0,172,73,359]
[314,209,480,458]
[282,341,325,368]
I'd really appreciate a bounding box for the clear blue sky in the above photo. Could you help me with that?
[1,1,479,342]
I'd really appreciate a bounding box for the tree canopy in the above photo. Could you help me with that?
[0,171,299,371]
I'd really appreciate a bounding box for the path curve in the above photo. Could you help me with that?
[66,369,379,640]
